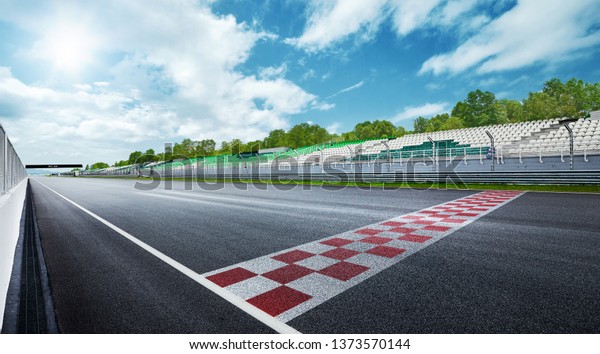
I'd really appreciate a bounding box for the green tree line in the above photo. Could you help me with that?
[413,78,600,133]
[92,77,600,169]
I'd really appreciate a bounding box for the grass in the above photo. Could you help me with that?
[74,174,600,193]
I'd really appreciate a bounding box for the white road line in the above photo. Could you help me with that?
[35,181,300,334]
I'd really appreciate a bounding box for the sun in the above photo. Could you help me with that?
[38,23,99,74]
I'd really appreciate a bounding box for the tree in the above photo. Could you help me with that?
[229,139,244,154]
[424,113,449,132]
[138,149,156,164]
[395,126,407,137]
[522,92,560,121]
[353,120,399,139]
[542,78,567,97]
[585,81,600,115]
[164,144,173,161]
[286,123,331,148]
[173,138,195,157]
[497,99,525,122]
[91,162,109,169]
[218,140,232,155]
[245,140,262,152]
[413,116,429,133]
[128,151,143,165]
[195,139,216,156]
[562,78,600,118]
[540,77,600,118]
[452,90,497,127]
[341,131,358,141]
[263,129,289,148]
[493,102,509,125]
[440,116,464,130]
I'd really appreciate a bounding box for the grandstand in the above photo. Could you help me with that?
[85,111,600,176]
[267,113,600,166]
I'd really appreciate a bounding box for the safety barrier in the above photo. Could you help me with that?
[0,123,28,333]
[289,170,600,185]
[1,125,27,196]
[135,165,600,185]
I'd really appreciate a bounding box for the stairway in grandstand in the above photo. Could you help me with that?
[503,119,565,155]
[507,118,600,155]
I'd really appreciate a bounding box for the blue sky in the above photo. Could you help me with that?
[1,0,599,165]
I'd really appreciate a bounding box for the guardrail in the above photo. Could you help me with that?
[138,168,600,185]
[85,153,600,185]
[283,170,600,185]
[1,124,27,195]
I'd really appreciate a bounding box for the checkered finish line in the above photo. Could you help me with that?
[203,190,524,322]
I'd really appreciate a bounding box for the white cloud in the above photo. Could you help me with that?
[389,0,442,36]
[338,81,364,94]
[437,0,479,26]
[420,0,600,75]
[258,63,288,80]
[312,102,336,111]
[1,0,324,164]
[327,80,365,98]
[73,83,93,92]
[291,0,600,78]
[391,102,449,122]
[286,0,389,51]
[478,76,501,87]
[302,69,316,81]
[288,0,443,51]
[425,82,444,91]
[0,66,179,162]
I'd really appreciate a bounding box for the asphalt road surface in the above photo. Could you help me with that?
[28,177,600,333]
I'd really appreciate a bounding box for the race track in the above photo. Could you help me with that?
[28,177,600,333]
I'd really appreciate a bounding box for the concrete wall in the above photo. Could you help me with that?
[0,179,27,332]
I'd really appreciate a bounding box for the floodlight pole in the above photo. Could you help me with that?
[382,141,391,166]
[485,130,495,172]
[317,147,324,172]
[345,145,354,166]
[427,137,436,172]
[563,122,574,171]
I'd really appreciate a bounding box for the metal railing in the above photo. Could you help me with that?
[1,124,27,196]
[159,170,600,185]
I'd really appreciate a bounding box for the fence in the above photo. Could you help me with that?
[1,124,28,196]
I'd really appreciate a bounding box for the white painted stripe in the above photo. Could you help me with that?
[35,181,300,334]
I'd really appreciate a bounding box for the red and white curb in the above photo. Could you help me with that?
[203,190,524,322]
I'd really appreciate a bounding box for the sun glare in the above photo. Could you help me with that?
[39,24,98,74]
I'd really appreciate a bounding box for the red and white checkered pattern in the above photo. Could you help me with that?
[203,190,523,322]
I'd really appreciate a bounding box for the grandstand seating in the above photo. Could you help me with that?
[89,111,600,174]
[324,116,599,162]
[512,118,600,155]
[353,139,483,161]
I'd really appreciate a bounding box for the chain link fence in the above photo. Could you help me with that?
[1,124,27,196]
